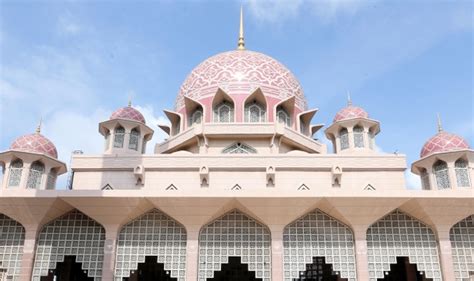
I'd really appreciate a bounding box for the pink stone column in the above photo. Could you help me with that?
[102,225,119,280]
[185,228,200,281]
[354,227,369,281]
[270,227,284,281]
[436,227,456,281]
[19,224,38,281]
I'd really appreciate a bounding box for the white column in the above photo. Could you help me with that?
[347,126,355,150]
[354,226,369,281]
[19,162,31,189]
[270,227,284,281]
[436,227,456,281]
[19,224,38,281]
[102,225,119,280]
[447,162,457,189]
[186,227,200,281]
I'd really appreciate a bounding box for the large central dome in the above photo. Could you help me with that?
[175,50,307,112]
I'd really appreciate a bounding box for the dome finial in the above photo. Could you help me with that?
[437,113,443,132]
[36,117,42,134]
[128,95,132,107]
[347,91,352,106]
[237,6,245,50]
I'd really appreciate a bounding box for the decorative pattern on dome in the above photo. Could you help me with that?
[333,105,369,122]
[10,133,58,158]
[110,106,145,123]
[176,50,307,111]
[420,131,470,158]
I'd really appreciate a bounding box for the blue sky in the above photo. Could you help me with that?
[0,0,472,188]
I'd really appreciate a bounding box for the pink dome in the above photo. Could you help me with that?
[420,131,470,158]
[175,50,307,111]
[333,105,369,122]
[10,133,58,158]
[110,106,145,123]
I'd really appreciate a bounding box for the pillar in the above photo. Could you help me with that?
[354,226,369,281]
[19,224,38,281]
[270,227,284,281]
[102,225,120,280]
[185,227,200,281]
[436,226,456,281]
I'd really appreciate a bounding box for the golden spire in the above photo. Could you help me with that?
[347,91,352,106]
[36,117,42,134]
[128,95,132,107]
[237,6,245,50]
[437,113,443,132]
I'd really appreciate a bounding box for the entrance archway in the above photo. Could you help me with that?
[295,257,347,281]
[379,257,432,281]
[124,256,177,281]
[208,257,261,281]
[40,256,93,281]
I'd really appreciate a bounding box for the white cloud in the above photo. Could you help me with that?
[57,12,82,35]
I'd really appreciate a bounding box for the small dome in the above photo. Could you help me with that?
[333,105,369,122]
[110,106,145,123]
[10,133,58,158]
[420,131,470,158]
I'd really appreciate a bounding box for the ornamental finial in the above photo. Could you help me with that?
[437,113,443,132]
[128,96,132,107]
[237,6,245,50]
[347,91,352,106]
[36,117,42,134]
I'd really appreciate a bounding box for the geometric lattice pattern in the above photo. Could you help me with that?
[32,210,105,281]
[333,105,368,122]
[450,215,474,280]
[420,131,470,158]
[367,210,442,281]
[283,210,357,281]
[0,214,25,281]
[198,210,271,281]
[110,106,145,123]
[10,133,58,158]
[114,209,187,281]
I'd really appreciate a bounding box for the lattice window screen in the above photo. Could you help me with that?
[450,215,474,280]
[283,209,357,281]
[114,209,187,281]
[0,214,24,281]
[32,210,105,281]
[198,210,271,281]
[367,210,442,281]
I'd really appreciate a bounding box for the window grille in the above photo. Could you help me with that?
[128,128,140,151]
[46,169,58,190]
[276,106,291,127]
[113,126,125,148]
[340,128,349,150]
[455,159,471,187]
[450,215,474,280]
[354,125,364,148]
[0,214,25,281]
[433,160,450,189]
[8,159,23,187]
[222,142,257,154]
[26,161,44,189]
[420,169,430,190]
[190,108,203,125]
[214,101,234,123]
[244,101,265,122]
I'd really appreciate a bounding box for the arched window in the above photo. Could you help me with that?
[190,107,203,126]
[455,159,471,187]
[276,106,291,127]
[8,159,23,187]
[244,101,266,122]
[46,168,58,190]
[129,128,140,151]
[214,101,234,123]
[27,161,45,189]
[222,142,257,154]
[354,125,364,148]
[433,160,450,189]
[339,128,349,150]
[113,126,125,148]
[420,168,430,190]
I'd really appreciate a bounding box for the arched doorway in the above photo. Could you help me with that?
[40,256,93,281]
[208,257,262,281]
[379,257,432,281]
[124,256,177,281]
[295,256,347,281]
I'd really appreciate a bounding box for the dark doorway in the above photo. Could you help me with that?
[208,256,262,281]
[378,257,432,281]
[294,256,347,281]
[124,256,177,281]
[40,256,93,281]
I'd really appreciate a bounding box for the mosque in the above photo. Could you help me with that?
[0,8,472,281]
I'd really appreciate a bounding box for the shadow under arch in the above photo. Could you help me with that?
[282,208,356,281]
[366,209,442,281]
[198,208,271,281]
[32,209,106,281]
[114,208,187,281]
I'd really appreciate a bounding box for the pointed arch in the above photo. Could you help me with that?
[274,96,295,127]
[185,96,205,127]
[32,210,106,280]
[454,158,471,187]
[0,214,25,280]
[7,158,23,188]
[283,209,356,281]
[113,125,125,148]
[26,160,45,189]
[353,124,364,148]
[198,209,271,281]
[450,215,473,280]
[366,209,442,281]
[114,209,187,281]
[339,127,349,150]
[433,159,450,189]
[244,88,267,123]
[212,88,235,123]
[128,127,140,151]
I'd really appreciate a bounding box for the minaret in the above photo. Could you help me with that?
[237,6,245,50]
